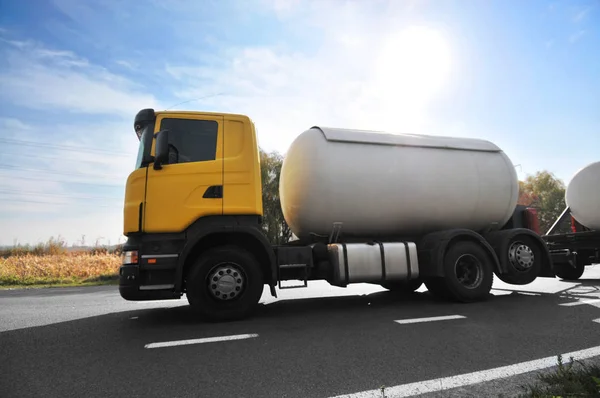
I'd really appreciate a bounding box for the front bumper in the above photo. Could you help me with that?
[119,264,181,301]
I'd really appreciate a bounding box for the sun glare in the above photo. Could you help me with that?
[373,26,452,107]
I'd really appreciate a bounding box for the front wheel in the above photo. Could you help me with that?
[431,240,494,302]
[186,246,264,322]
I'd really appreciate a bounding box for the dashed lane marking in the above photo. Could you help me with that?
[144,333,259,349]
[330,345,600,398]
[394,315,466,325]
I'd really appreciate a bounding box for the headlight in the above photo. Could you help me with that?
[122,250,139,265]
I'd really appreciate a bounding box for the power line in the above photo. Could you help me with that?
[0,151,126,165]
[164,92,226,110]
[0,197,121,208]
[0,189,122,200]
[0,174,124,188]
[0,138,133,156]
[0,163,123,180]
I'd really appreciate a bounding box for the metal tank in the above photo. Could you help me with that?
[279,126,519,240]
[566,161,600,230]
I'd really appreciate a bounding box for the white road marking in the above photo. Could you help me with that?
[144,333,259,349]
[593,319,600,324]
[559,298,600,307]
[330,345,600,398]
[394,315,466,325]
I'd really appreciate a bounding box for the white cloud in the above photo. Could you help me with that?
[0,178,69,212]
[264,0,302,14]
[0,39,162,116]
[573,6,592,23]
[115,60,136,70]
[0,36,145,245]
[0,117,33,138]
[569,30,586,43]
[0,118,135,245]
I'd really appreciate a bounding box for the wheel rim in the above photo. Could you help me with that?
[508,241,535,271]
[454,254,483,289]
[207,263,245,301]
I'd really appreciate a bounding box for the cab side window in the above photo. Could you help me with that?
[159,118,218,164]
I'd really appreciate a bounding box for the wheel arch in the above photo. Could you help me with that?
[176,229,276,294]
[417,229,501,278]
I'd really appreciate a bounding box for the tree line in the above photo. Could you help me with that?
[260,149,568,244]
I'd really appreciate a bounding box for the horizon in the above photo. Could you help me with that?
[1,0,598,246]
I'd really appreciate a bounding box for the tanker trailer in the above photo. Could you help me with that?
[120,108,554,322]
[281,127,521,239]
[544,161,600,280]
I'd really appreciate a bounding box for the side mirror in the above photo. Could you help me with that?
[153,129,169,170]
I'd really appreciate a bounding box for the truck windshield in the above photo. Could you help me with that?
[134,126,151,169]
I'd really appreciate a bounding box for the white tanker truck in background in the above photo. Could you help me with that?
[120,108,574,321]
[542,161,600,280]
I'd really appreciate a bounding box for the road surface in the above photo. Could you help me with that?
[2,267,600,398]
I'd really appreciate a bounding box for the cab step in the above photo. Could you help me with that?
[277,263,308,289]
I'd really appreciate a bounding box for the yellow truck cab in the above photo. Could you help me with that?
[120,108,555,322]
[120,108,278,320]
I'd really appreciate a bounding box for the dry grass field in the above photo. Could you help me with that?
[0,237,121,287]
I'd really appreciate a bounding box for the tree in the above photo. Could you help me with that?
[518,171,566,234]
[517,181,539,207]
[260,148,293,244]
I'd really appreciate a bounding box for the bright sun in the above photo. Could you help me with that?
[373,25,452,109]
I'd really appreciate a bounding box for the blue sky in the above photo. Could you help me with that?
[0,0,598,246]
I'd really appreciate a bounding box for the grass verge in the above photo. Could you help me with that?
[377,355,600,398]
[0,275,119,290]
[518,354,600,397]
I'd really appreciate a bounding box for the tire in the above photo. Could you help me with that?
[186,245,264,322]
[495,235,542,285]
[554,261,585,281]
[382,279,423,294]
[434,240,494,302]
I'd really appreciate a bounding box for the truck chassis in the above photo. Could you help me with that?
[120,206,555,321]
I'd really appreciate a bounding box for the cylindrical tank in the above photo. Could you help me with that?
[279,126,519,240]
[566,161,600,230]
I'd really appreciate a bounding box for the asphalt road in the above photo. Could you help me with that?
[2,267,600,398]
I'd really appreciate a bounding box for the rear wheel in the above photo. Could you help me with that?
[495,235,542,285]
[186,246,264,322]
[427,240,494,302]
[554,258,586,281]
